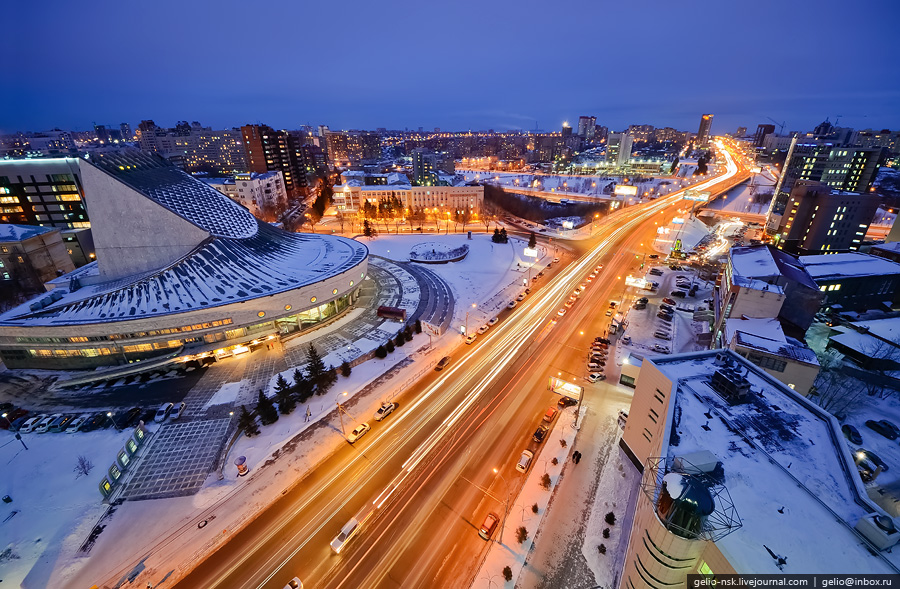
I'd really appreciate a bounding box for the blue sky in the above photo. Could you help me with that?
[4,0,899,134]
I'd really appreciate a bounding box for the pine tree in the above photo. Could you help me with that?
[414,319,422,334]
[293,368,314,402]
[404,325,413,341]
[528,231,537,249]
[492,228,502,243]
[318,365,337,395]
[275,384,296,415]
[256,389,278,425]
[237,404,260,437]
[386,339,395,353]
[394,332,406,347]
[375,345,388,359]
[274,373,291,396]
[340,360,352,377]
[306,343,327,392]
[363,219,377,238]
[500,227,509,243]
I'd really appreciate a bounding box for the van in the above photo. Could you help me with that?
[330,518,362,554]
[35,414,61,433]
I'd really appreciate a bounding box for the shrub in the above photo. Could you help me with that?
[74,455,94,478]
[531,503,539,514]
[540,473,551,490]
[598,544,607,554]
[394,332,406,347]
[375,345,387,359]
[559,439,567,448]
[516,526,528,544]
[386,340,395,353]
[605,511,616,526]
[415,319,422,334]
[502,566,513,582]
[551,457,558,466]
[340,360,352,377]
[603,528,610,539]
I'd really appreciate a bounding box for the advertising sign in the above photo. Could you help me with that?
[422,321,442,337]
[548,376,583,399]
[524,247,538,258]
[625,276,648,288]
[614,185,638,197]
[683,190,711,201]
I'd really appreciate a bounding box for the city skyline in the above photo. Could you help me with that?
[4,0,899,133]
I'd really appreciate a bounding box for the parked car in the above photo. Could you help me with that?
[842,424,862,445]
[9,416,29,431]
[532,425,549,443]
[477,324,489,334]
[662,297,676,305]
[435,356,451,371]
[465,334,477,345]
[648,268,663,276]
[587,362,603,370]
[648,254,659,259]
[880,420,900,438]
[558,396,578,408]
[488,317,499,326]
[516,293,526,302]
[507,301,517,310]
[35,414,61,433]
[866,420,899,440]
[659,303,674,312]
[543,406,559,423]
[516,450,535,473]
[621,335,632,345]
[49,414,74,433]
[81,412,108,432]
[587,373,605,383]
[169,402,186,420]
[155,402,174,423]
[557,308,566,317]
[594,337,610,345]
[478,512,500,540]
[651,344,670,353]
[565,299,575,308]
[657,312,673,321]
[605,309,612,316]
[121,407,143,428]
[19,415,45,433]
[858,449,889,472]
[670,290,687,298]
[1,408,28,428]
[374,402,396,422]
[347,422,371,443]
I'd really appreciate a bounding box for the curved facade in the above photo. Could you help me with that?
[0,152,369,369]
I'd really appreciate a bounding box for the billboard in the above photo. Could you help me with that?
[421,321,442,337]
[614,185,638,197]
[671,217,685,225]
[548,376,583,399]
[523,247,538,258]
[683,190,711,201]
[562,221,574,229]
[625,275,648,288]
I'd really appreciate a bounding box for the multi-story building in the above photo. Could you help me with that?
[753,123,775,147]
[627,124,655,144]
[0,224,76,294]
[241,124,307,198]
[120,123,132,142]
[774,181,878,255]
[136,120,248,175]
[333,182,482,215]
[234,171,287,218]
[713,245,822,344]
[801,252,900,312]
[606,133,634,167]
[768,141,883,216]
[412,148,438,186]
[0,158,91,231]
[856,129,900,155]
[18,131,78,156]
[734,126,747,138]
[654,127,686,145]
[324,131,382,164]
[697,114,713,146]
[577,116,596,141]
[619,350,898,588]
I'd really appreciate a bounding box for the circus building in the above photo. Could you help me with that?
[0,151,367,369]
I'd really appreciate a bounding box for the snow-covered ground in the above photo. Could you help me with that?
[652,216,711,255]
[703,168,776,215]
[457,169,697,199]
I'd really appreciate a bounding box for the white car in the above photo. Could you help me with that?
[66,415,89,433]
[516,293,526,302]
[465,334,477,344]
[589,273,597,279]
[557,308,566,317]
[587,362,603,370]
[154,402,174,423]
[507,301,517,310]
[553,258,560,264]
[169,402,186,420]
[652,344,670,354]
[347,423,371,443]
[283,578,303,589]
[587,373,606,383]
[35,413,61,434]
[477,324,489,334]
[516,450,534,473]
[488,317,499,326]
[374,402,396,422]
[18,415,45,434]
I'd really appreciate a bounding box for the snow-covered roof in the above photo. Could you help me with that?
[91,151,258,239]
[725,318,818,365]
[841,316,900,346]
[0,220,368,326]
[801,253,900,281]
[725,317,785,343]
[730,246,781,278]
[0,224,54,242]
[872,242,900,254]
[650,352,895,574]
[198,177,235,186]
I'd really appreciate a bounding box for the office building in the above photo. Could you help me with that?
[606,133,634,167]
[713,245,822,344]
[333,182,482,215]
[577,116,596,141]
[654,127,687,144]
[619,350,899,589]
[697,114,714,146]
[734,126,747,138]
[0,151,368,370]
[753,124,776,147]
[774,181,878,255]
[324,131,382,164]
[0,224,76,293]
[801,253,900,312]
[412,149,437,186]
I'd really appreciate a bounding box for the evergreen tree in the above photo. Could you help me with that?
[404,325,413,341]
[414,319,422,334]
[492,228,502,243]
[306,343,327,391]
[394,332,406,347]
[237,404,260,437]
[363,219,377,238]
[256,389,279,425]
[293,368,314,402]
[528,231,537,249]
[275,381,296,415]
[340,360,352,377]
[274,373,292,396]
[317,365,337,396]
[375,344,388,359]
[386,339,395,353]
[500,228,509,243]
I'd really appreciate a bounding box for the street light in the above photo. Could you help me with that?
[106,411,122,431]
[492,467,511,545]
[336,391,349,438]
[465,303,477,336]
[2,412,28,450]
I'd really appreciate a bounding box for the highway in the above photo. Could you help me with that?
[174,141,747,589]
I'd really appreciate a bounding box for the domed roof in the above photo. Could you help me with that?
[656,473,716,538]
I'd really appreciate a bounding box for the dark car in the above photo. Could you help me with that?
[594,337,610,345]
[659,303,674,312]
[858,449,889,472]
[657,312,673,320]
[9,416,30,431]
[533,425,549,443]
[880,420,900,438]
[648,254,659,259]
[670,290,687,298]
[121,407,143,428]
[662,297,676,306]
[81,413,109,432]
[865,420,898,440]
[558,396,578,408]
[842,424,863,445]
[435,356,451,371]
[1,408,29,429]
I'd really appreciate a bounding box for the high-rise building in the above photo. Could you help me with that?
[561,122,573,137]
[697,113,714,146]
[136,120,247,175]
[577,116,596,140]
[627,124,655,143]
[412,149,437,186]
[120,123,132,142]
[241,124,306,197]
[753,124,776,147]
[774,181,878,255]
[606,133,633,167]
[734,126,747,138]
[93,124,110,144]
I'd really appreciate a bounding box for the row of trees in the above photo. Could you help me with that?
[483,184,606,226]
[337,200,504,236]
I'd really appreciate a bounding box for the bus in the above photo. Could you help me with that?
[377,306,407,321]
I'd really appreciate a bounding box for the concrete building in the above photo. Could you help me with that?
[722,316,819,395]
[577,116,596,140]
[333,182,483,214]
[619,350,899,588]
[697,114,713,146]
[606,133,634,167]
[411,148,438,186]
[241,124,307,197]
[753,124,775,147]
[627,124,655,144]
[233,171,287,218]
[0,224,75,293]
[774,181,878,255]
[801,252,900,312]
[136,120,247,175]
[827,317,900,372]
[714,245,822,344]
[0,151,367,370]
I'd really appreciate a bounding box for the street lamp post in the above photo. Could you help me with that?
[106,411,121,431]
[1,413,28,450]
[465,303,477,337]
[492,468,511,545]
[335,391,349,438]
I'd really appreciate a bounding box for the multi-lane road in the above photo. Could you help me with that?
[174,141,747,589]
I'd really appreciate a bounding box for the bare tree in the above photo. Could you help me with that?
[74,455,95,478]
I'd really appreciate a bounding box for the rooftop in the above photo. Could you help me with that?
[800,253,900,281]
[649,351,896,574]
[724,317,819,365]
[0,224,54,242]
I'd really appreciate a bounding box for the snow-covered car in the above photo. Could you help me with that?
[477,325,489,334]
[488,317,499,326]
[552,258,560,264]
[465,334,477,345]
[374,402,396,422]
[35,414,61,433]
[516,450,534,473]
[18,415,44,433]
[347,423,371,443]
[587,373,605,383]
[65,415,89,433]
[621,335,632,345]
[169,402,186,420]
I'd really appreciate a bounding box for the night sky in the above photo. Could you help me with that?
[4,0,899,134]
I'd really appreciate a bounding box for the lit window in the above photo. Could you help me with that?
[284,305,292,311]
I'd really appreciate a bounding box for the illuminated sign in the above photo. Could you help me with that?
[683,190,711,201]
[524,247,538,258]
[548,376,583,399]
[671,217,685,224]
[614,185,638,197]
[625,276,648,288]
[750,166,762,173]
[562,221,574,229]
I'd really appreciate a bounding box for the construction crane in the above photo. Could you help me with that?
[766,117,786,135]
